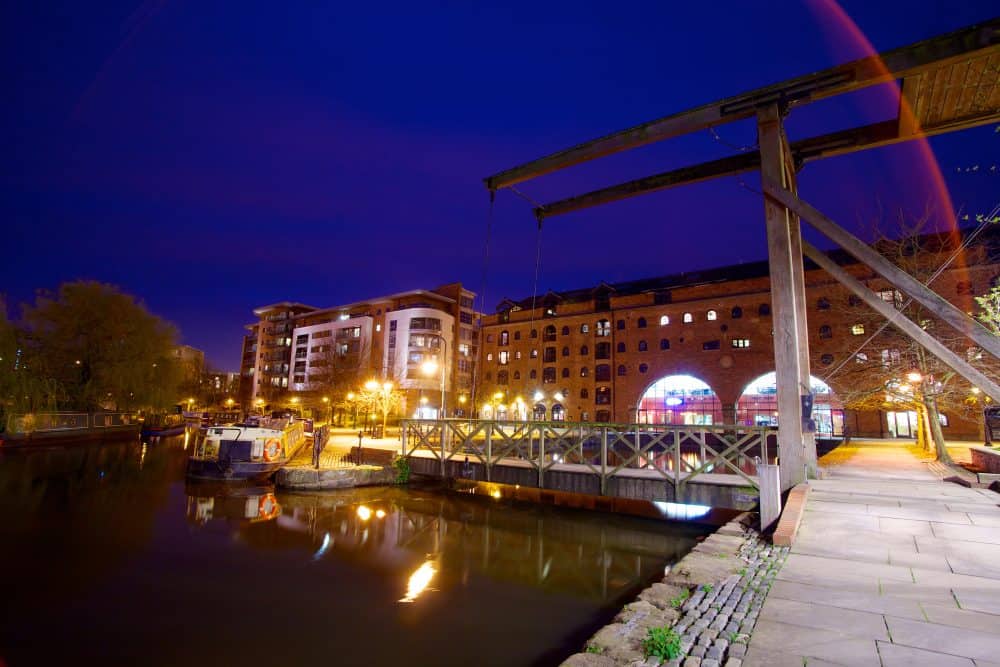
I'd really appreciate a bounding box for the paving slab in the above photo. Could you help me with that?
[878,516,936,536]
[930,521,1000,544]
[766,579,925,620]
[952,588,1000,615]
[887,549,951,572]
[884,615,1000,662]
[876,641,974,666]
[747,619,880,666]
[967,512,1000,527]
[866,505,973,524]
[757,598,889,640]
[920,601,1000,636]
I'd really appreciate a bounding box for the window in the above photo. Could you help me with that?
[758,304,771,316]
[638,340,648,352]
[500,331,509,346]
[544,325,557,341]
[595,387,611,405]
[486,334,494,343]
[881,348,901,366]
[530,369,537,379]
[707,310,717,321]
[879,288,904,308]
[558,346,567,357]
[561,368,570,378]
[460,312,474,324]
[514,331,521,340]
[659,315,669,326]
[561,326,570,336]
[683,312,693,323]
[579,345,589,355]
[639,363,648,373]
[580,388,589,399]
[389,320,397,331]
[513,370,521,380]
[617,342,626,353]
[497,370,509,385]
[617,319,626,330]
[530,329,538,339]
[817,297,830,310]
[731,307,742,319]
[819,325,832,339]
[637,317,647,328]
[654,291,671,305]
[485,371,492,381]
[703,340,721,351]
[580,324,590,334]
[596,320,610,337]
[543,367,556,384]
[515,350,522,360]
[410,317,441,331]
[848,295,862,307]
[595,342,611,359]
[820,354,834,366]
[296,334,309,344]
[855,353,868,364]
[595,410,611,422]
[851,324,865,335]
[617,364,627,376]
[486,353,493,362]
[499,350,509,365]
[660,338,670,350]
[543,347,556,363]
[595,364,611,381]
[530,349,538,358]
[732,338,751,348]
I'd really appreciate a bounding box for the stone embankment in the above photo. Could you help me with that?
[276,464,395,490]
[563,514,788,667]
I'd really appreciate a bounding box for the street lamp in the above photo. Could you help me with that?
[322,396,330,424]
[420,334,448,419]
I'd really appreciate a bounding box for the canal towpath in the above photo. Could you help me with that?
[743,439,1000,666]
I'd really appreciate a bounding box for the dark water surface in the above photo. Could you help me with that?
[0,435,713,667]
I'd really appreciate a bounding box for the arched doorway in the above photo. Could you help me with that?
[533,403,547,420]
[551,404,565,421]
[636,374,721,425]
[737,372,845,436]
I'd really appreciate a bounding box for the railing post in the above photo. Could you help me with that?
[401,420,408,456]
[485,423,493,481]
[538,427,545,488]
[673,428,682,498]
[600,426,608,495]
[440,422,447,478]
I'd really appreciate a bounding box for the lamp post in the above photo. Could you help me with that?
[322,396,330,425]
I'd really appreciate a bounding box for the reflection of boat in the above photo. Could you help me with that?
[141,413,187,438]
[184,480,281,524]
[186,419,307,481]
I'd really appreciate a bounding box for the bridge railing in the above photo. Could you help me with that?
[400,419,777,491]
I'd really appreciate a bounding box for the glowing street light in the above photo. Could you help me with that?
[906,371,923,383]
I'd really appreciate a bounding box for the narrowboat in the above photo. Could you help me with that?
[186,419,307,481]
[141,413,187,438]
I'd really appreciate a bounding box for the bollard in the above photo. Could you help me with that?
[758,460,782,532]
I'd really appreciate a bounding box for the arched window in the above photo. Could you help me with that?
[731,306,742,319]
[529,369,537,379]
[580,367,589,377]
[580,324,590,334]
[596,320,610,337]
[819,325,832,339]
[616,319,626,330]
[637,317,647,328]
[530,328,538,338]
[579,345,589,355]
[660,315,670,326]
[820,354,834,365]
[561,326,570,336]
[617,341,626,353]
[514,331,521,340]
[758,303,771,316]
[485,371,492,381]
[543,347,556,362]
[543,367,556,383]
[817,297,830,310]
[707,310,717,321]
[544,325,557,341]
[638,340,648,352]
[595,387,611,405]
[683,312,693,323]
[617,364,627,376]
[660,338,670,350]
[497,370,509,385]
[639,363,648,373]
[561,346,570,357]
[499,330,509,345]
[561,367,570,378]
[580,388,589,398]
[530,348,538,358]
[513,370,521,380]
[595,342,611,359]
[595,364,611,381]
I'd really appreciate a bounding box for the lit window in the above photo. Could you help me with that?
[530,349,538,359]
[855,353,868,364]
[707,310,717,321]
[660,315,669,326]
[851,324,865,335]
[515,350,521,360]
[731,339,751,348]
[580,324,589,334]
[500,331,509,346]
[596,320,610,337]
[683,312,693,323]
[498,351,509,365]
[486,353,493,362]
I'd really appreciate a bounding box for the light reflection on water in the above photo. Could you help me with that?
[0,436,714,667]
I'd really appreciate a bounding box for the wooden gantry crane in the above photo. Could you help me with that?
[484,19,1000,490]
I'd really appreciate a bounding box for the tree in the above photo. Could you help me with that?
[823,218,998,462]
[976,285,1000,336]
[18,281,182,412]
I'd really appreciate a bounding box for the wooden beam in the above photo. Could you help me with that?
[485,19,1000,191]
[802,241,1000,404]
[764,182,1000,361]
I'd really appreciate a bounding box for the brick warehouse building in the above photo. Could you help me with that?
[476,226,998,441]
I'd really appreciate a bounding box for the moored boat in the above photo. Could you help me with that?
[186,418,307,481]
[140,413,187,438]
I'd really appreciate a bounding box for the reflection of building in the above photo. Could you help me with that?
[477,227,998,440]
[239,284,478,415]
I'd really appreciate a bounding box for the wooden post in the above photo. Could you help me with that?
[538,427,545,488]
[758,104,808,490]
[758,462,782,531]
[440,423,446,478]
[600,427,608,495]
[485,425,493,482]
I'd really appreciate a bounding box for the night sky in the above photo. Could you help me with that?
[3,1,997,370]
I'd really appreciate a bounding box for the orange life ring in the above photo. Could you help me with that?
[263,438,282,462]
[258,493,279,519]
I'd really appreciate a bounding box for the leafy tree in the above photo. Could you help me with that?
[19,281,181,411]
[976,285,1000,336]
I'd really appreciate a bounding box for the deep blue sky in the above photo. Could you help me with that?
[3,1,997,369]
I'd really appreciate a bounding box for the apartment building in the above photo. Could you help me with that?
[239,283,478,416]
[476,226,999,440]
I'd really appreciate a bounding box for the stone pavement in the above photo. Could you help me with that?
[744,440,1000,667]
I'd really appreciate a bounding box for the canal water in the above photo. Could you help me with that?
[0,434,715,667]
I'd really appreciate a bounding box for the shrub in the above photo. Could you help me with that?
[643,627,681,661]
[392,455,411,484]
